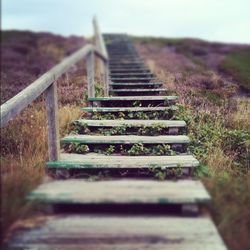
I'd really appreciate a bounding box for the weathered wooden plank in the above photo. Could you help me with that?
[110,82,162,86]
[82,106,178,113]
[110,69,150,73]
[110,67,149,71]
[74,119,186,128]
[88,95,178,101]
[61,135,190,144]
[47,153,199,169]
[7,215,226,250]
[110,73,154,77]
[110,88,167,92]
[0,44,95,127]
[111,77,157,81]
[93,17,108,59]
[28,180,210,204]
[45,82,60,161]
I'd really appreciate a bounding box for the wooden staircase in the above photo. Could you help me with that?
[6,34,227,249]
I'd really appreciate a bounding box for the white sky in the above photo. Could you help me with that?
[2,0,250,43]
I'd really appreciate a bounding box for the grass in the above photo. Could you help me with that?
[1,104,83,240]
[220,49,250,90]
[228,98,250,131]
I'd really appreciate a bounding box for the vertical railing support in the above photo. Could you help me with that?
[87,51,95,98]
[45,81,60,161]
[104,60,109,96]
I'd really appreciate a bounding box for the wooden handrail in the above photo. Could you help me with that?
[0,30,108,162]
[93,16,108,59]
[0,45,107,127]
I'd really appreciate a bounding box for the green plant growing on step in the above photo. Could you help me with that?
[132,100,142,107]
[94,82,104,97]
[75,144,90,154]
[138,124,166,136]
[134,111,149,119]
[118,112,126,119]
[92,112,116,120]
[151,168,167,180]
[63,143,89,154]
[71,122,90,134]
[127,143,150,156]
[91,109,176,120]
[105,145,115,155]
[149,165,183,180]
[97,125,129,136]
[152,144,176,156]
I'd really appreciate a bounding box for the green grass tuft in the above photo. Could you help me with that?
[220,49,250,90]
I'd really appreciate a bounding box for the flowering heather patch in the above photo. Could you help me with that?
[1,31,86,104]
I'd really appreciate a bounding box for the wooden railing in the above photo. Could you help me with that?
[0,17,109,162]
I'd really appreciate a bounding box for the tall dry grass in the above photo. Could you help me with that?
[1,103,83,239]
[228,98,250,131]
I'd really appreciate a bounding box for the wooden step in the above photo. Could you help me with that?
[110,88,167,93]
[110,56,139,60]
[47,153,199,169]
[110,66,147,70]
[111,77,157,83]
[110,69,150,73]
[73,119,186,128]
[110,59,143,63]
[6,215,226,250]
[110,73,154,77]
[82,106,178,113]
[28,180,210,205]
[109,62,144,65]
[88,96,178,102]
[110,82,162,87]
[61,135,190,145]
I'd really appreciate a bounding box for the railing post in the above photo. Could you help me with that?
[87,51,95,98]
[104,60,109,96]
[45,81,60,161]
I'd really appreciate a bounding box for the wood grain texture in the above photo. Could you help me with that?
[88,96,178,101]
[74,119,186,127]
[110,82,162,86]
[61,135,190,144]
[7,215,226,250]
[82,106,178,112]
[110,88,167,92]
[45,82,60,161]
[28,179,210,204]
[47,153,199,169]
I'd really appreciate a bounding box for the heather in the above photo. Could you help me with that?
[1,30,86,104]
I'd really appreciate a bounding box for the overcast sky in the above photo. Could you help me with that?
[2,0,250,43]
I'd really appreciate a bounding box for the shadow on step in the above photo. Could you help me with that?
[52,203,198,217]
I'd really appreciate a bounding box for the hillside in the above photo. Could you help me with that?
[1,30,85,104]
[1,31,250,250]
